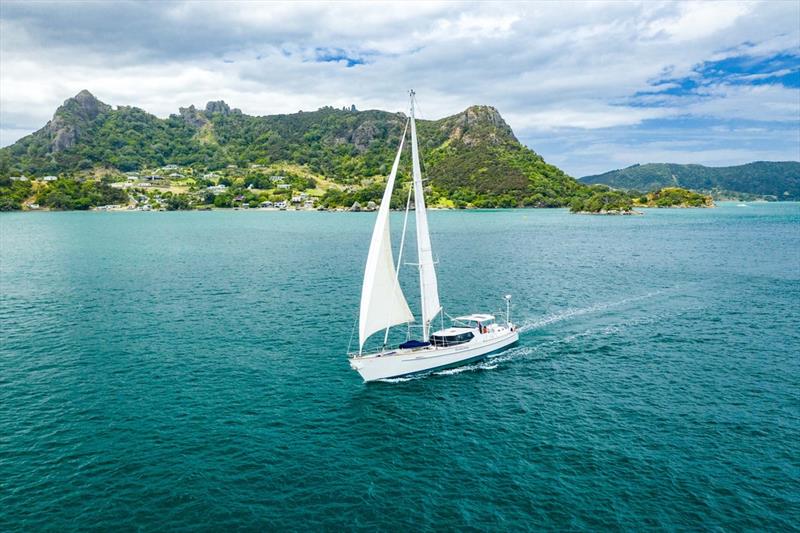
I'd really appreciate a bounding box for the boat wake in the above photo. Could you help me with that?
[376,294,704,383]
[516,289,669,333]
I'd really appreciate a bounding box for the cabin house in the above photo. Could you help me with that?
[126,175,139,181]
[260,201,274,208]
[168,173,183,178]
[42,175,58,182]
[291,195,303,203]
[303,200,315,209]
[143,175,160,181]
[27,203,40,209]
[206,184,227,194]
[275,200,287,209]
[10,176,28,181]
[277,183,291,190]
[163,164,178,170]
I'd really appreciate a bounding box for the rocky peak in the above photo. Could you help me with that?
[445,105,517,147]
[178,105,209,128]
[55,90,111,122]
[204,100,231,116]
[45,90,111,152]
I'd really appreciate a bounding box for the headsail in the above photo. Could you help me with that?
[409,91,441,340]
[359,120,414,351]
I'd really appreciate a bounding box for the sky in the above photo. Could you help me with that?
[0,0,798,177]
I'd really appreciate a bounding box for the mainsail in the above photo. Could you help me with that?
[358,120,414,351]
[409,91,442,340]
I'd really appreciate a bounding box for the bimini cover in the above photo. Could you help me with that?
[399,340,430,349]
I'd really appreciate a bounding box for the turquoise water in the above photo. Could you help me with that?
[1,204,798,530]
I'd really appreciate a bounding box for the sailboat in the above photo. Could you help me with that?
[348,91,519,382]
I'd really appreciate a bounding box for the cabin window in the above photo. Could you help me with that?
[430,332,474,347]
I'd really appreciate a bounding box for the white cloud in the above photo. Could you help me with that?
[1,0,798,174]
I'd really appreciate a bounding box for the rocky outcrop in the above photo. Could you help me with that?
[44,90,111,152]
[441,105,516,147]
[178,105,209,128]
[351,121,378,152]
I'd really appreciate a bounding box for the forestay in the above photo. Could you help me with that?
[358,120,414,351]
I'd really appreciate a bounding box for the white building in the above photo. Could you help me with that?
[206,184,228,194]
[42,175,58,182]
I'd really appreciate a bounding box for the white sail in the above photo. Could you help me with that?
[359,120,414,351]
[409,91,441,340]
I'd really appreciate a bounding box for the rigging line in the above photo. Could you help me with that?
[347,312,358,355]
[382,119,412,347]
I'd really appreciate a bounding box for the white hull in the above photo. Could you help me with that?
[350,329,519,382]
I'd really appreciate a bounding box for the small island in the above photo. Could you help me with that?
[570,186,713,214]
[633,187,714,208]
[569,189,639,214]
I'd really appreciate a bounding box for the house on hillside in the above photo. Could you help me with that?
[277,183,291,190]
[10,176,28,181]
[260,201,274,208]
[206,184,227,194]
[42,175,58,182]
[163,164,178,170]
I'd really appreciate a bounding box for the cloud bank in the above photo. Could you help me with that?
[1,0,798,176]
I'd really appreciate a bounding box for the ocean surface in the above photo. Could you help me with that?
[1,203,798,530]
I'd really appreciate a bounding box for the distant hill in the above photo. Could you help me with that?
[0,90,584,208]
[580,162,800,200]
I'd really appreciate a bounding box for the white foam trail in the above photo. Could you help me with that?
[517,289,668,333]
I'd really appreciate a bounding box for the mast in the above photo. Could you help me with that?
[409,90,441,340]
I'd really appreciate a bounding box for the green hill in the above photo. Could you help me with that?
[580,162,800,200]
[0,90,584,209]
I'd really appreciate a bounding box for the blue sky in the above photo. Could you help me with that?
[0,0,798,176]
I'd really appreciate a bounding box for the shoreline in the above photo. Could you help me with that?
[4,201,787,214]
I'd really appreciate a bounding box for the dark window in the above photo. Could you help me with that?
[430,332,474,347]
